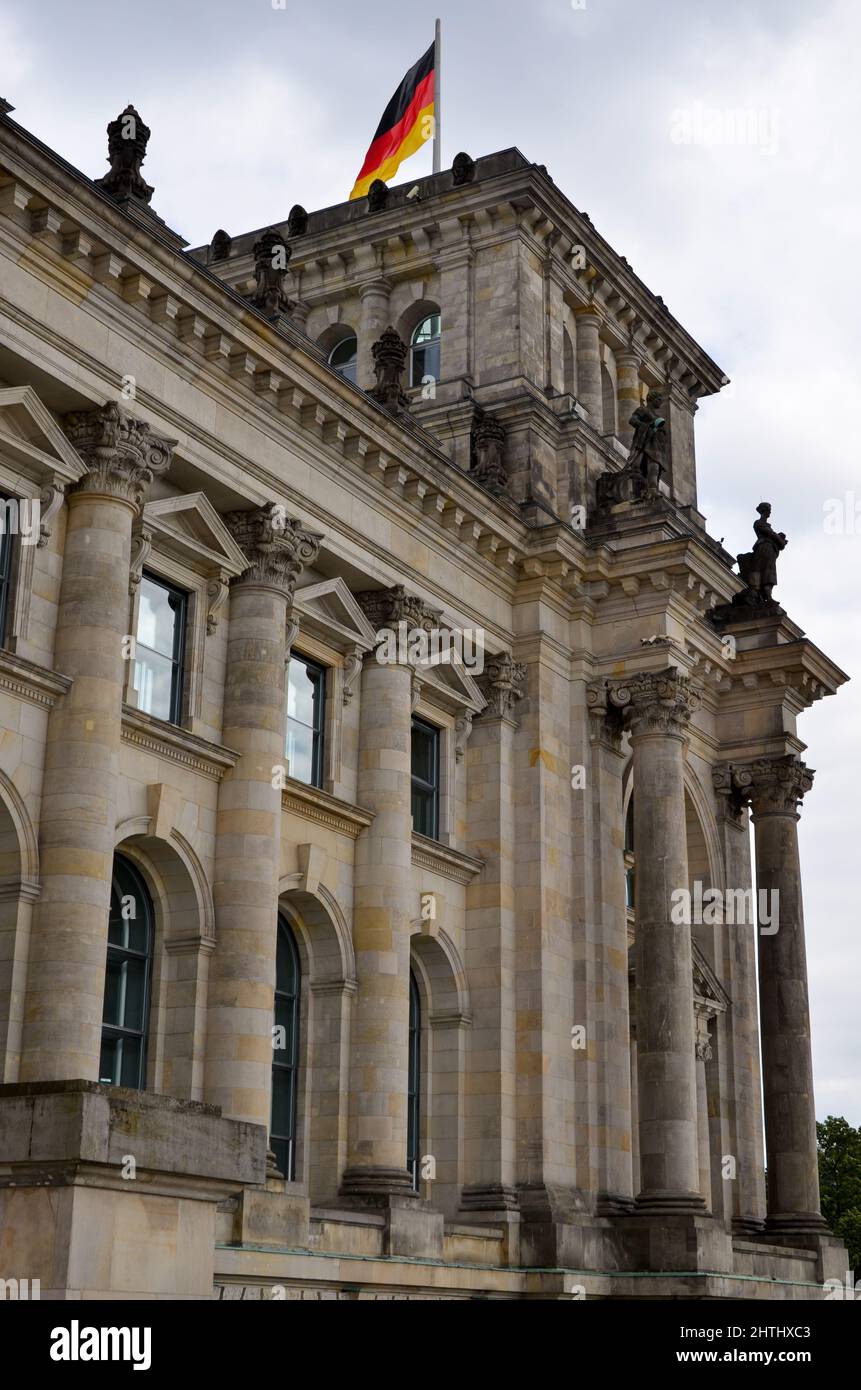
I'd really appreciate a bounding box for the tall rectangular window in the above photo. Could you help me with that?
[0,499,15,648]
[134,573,187,724]
[286,654,326,788]
[411,717,440,840]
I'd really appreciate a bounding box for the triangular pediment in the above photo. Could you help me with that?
[142,493,248,576]
[0,385,86,485]
[415,643,487,715]
[293,578,377,652]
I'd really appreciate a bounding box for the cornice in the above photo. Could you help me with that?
[0,650,71,709]
[121,707,238,780]
[281,779,374,839]
[411,833,485,885]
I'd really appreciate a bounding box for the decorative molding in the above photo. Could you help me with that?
[206,569,230,634]
[0,874,40,904]
[121,706,238,780]
[476,651,527,722]
[63,402,174,513]
[281,778,374,839]
[714,754,813,818]
[342,645,363,706]
[0,649,71,709]
[411,833,485,885]
[454,710,474,763]
[128,522,153,596]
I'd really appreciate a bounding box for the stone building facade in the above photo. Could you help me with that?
[0,99,849,1299]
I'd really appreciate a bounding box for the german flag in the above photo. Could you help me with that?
[350,42,435,201]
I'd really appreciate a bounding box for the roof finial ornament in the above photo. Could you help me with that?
[94,104,154,205]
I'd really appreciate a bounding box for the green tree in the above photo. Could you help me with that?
[817,1115,861,1275]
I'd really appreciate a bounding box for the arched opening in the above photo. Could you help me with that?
[408,969,421,1189]
[410,313,441,388]
[271,914,301,1180]
[99,854,155,1089]
[327,333,358,385]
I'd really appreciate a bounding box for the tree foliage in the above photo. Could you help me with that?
[817,1115,861,1273]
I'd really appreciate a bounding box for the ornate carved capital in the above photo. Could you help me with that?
[356,585,441,640]
[63,403,174,514]
[225,504,322,600]
[607,670,700,739]
[586,681,625,753]
[718,755,814,819]
[476,651,527,722]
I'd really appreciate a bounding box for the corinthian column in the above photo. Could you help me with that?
[733,756,827,1236]
[608,671,705,1213]
[203,506,320,1130]
[341,586,437,1200]
[21,403,173,1081]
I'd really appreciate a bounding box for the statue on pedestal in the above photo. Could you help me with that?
[596,388,669,511]
[736,503,787,605]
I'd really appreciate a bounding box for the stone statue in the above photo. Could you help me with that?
[471,408,509,497]
[210,229,231,261]
[737,503,787,605]
[452,152,476,186]
[369,326,409,413]
[628,388,668,496]
[94,105,154,205]
[251,229,292,318]
[367,179,389,213]
[287,204,308,238]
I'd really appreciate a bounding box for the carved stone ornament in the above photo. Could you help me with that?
[470,408,510,498]
[210,229,232,261]
[224,504,322,600]
[477,651,527,721]
[369,326,410,414]
[694,1005,714,1063]
[714,756,813,819]
[287,204,309,238]
[454,710,474,762]
[606,670,700,738]
[342,645,364,706]
[710,503,788,623]
[206,569,231,634]
[94,105,154,205]
[367,179,390,213]
[251,229,292,318]
[585,681,625,752]
[128,523,153,596]
[452,152,476,186]
[355,585,440,641]
[63,402,174,514]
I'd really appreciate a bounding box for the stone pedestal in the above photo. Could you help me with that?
[0,1081,265,1299]
[204,508,320,1131]
[20,404,172,1083]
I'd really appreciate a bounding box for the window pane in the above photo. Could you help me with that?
[137,577,180,658]
[413,314,440,345]
[286,721,313,784]
[411,723,436,784]
[412,785,436,839]
[287,659,317,726]
[134,650,174,720]
[329,336,357,383]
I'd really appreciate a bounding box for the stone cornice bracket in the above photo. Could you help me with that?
[716,755,814,820]
[206,568,231,634]
[63,402,174,515]
[355,585,442,649]
[342,645,363,705]
[585,680,625,753]
[454,710,474,762]
[225,503,322,601]
[476,651,527,724]
[128,522,154,596]
[606,669,700,740]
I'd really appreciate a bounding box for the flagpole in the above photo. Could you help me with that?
[433,18,442,173]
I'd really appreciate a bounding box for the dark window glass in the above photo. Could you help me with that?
[286,655,326,788]
[328,334,358,384]
[99,856,154,1090]
[271,916,301,1180]
[625,799,635,910]
[0,497,15,648]
[408,970,421,1189]
[410,313,441,388]
[411,718,440,840]
[134,574,187,724]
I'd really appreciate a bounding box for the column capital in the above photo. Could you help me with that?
[476,650,527,723]
[356,585,441,646]
[63,402,174,513]
[225,504,322,600]
[606,670,700,740]
[586,680,625,753]
[716,755,814,819]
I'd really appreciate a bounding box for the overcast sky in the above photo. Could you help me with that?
[2,0,858,1125]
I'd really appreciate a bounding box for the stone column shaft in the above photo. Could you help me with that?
[358,280,392,390]
[20,404,172,1082]
[742,757,825,1235]
[573,308,603,428]
[204,508,320,1131]
[611,672,704,1213]
[616,351,642,449]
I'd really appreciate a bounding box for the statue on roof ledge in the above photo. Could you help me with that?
[94,105,154,205]
[367,179,389,213]
[251,229,292,318]
[452,152,476,186]
[595,387,669,511]
[210,229,231,261]
[287,204,308,238]
[709,503,788,624]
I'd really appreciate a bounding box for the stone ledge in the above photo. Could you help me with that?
[412,833,485,884]
[121,706,239,780]
[0,648,72,708]
[282,778,374,838]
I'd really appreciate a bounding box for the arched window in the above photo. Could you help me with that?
[99,855,154,1089]
[625,798,635,911]
[602,364,617,434]
[328,333,358,385]
[407,970,421,1188]
[271,915,301,1180]
[410,314,441,388]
